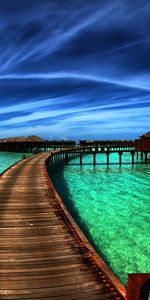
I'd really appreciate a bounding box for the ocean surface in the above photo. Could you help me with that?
[0,151,149,287]
[50,152,150,285]
[0,152,32,174]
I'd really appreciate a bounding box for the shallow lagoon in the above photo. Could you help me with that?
[50,152,150,285]
[0,151,149,285]
[0,152,32,174]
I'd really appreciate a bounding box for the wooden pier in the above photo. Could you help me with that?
[48,148,149,166]
[0,153,126,300]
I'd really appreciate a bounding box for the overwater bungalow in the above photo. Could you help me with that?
[135,131,150,151]
[0,136,76,152]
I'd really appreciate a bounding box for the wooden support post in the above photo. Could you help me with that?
[106,152,110,165]
[118,151,122,165]
[130,151,135,165]
[52,154,54,163]
[144,152,148,164]
[65,153,68,165]
[136,151,139,159]
[80,153,82,165]
[141,151,143,160]
[93,153,96,165]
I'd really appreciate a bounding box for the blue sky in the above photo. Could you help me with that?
[0,0,150,141]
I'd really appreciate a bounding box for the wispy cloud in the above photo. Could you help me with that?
[0,0,149,139]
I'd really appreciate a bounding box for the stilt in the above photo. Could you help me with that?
[50,154,52,163]
[80,153,82,165]
[106,152,110,165]
[130,151,135,165]
[144,152,148,164]
[65,153,68,165]
[93,153,96,165]
[118,151,122,165]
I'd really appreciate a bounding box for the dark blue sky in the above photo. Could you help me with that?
[0,0,150,140]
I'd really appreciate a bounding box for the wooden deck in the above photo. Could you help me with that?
[0,153,125,300]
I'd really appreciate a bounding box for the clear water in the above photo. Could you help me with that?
[50,152,150,286]
[0,152,32,174]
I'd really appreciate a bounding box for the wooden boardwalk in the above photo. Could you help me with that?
[0,153,125,300]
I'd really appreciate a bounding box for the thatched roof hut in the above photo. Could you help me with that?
[0,135,44,143]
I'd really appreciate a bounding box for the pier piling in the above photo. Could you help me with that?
[118,151,123,165]
[106,151,110,165]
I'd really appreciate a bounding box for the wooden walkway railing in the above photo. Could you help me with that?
[0,153,126,299]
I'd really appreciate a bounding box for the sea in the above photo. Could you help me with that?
[49,152,150,286]
[0,151,149,286]
[0,151,32,174]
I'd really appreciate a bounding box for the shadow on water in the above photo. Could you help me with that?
[47,162,113,269]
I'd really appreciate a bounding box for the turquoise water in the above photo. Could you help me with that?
[50,152,150,286]
[0,152,32,174]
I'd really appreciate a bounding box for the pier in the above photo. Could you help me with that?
[0,138,149,164]
[49,147,149,166]
[0,153,125,300]
[0,152,149,299]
